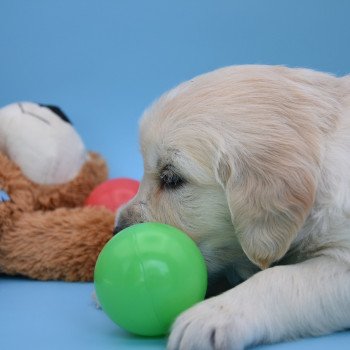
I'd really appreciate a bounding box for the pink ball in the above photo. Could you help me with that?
[85,178,139,213]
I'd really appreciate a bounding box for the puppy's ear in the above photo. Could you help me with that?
[215,149,316,270]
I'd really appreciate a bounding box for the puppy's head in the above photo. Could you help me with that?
[116,66,325,277]
[116,110,236,275]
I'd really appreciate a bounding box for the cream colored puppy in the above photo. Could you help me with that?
[115,65,350,349]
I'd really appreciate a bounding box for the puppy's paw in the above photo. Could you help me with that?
[92,290,102,309]
[167,297,252,350]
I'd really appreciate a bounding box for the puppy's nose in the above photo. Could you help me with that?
[113,218,144,235]
[113,214,135,235]
[113,224,128,235]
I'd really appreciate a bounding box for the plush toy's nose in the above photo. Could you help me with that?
[39,104,72,124]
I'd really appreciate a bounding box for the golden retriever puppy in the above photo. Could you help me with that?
[115,65,350,349]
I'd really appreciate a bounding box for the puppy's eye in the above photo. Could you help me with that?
[160,165,185,190]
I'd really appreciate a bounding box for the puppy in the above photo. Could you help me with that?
[115,65,350,349]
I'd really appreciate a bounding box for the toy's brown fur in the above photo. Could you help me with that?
[0,152,114,281]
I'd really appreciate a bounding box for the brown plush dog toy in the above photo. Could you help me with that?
[0,102,115,281]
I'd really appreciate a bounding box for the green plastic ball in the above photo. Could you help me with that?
[94,222,207,337]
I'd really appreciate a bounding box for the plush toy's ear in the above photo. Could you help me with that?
[216,147,316,270]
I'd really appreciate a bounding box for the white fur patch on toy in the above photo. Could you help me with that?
[0,102,87,185]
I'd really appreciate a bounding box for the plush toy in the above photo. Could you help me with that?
[0,102,115,281]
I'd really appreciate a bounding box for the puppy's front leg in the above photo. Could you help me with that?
[168,256,350,350]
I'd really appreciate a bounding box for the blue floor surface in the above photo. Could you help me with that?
[1,276,349,350]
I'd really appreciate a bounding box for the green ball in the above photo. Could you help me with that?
[94,222,207,337]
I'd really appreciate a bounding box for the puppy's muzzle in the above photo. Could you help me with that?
[113,206,144,235]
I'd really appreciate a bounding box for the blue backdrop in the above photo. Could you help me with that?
[1,2,350,350]
[1,0,349,180]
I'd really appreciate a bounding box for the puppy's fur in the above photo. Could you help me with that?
[116,65,350,349]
